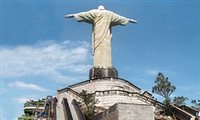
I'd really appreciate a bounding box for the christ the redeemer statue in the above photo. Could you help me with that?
[65,5,137,68]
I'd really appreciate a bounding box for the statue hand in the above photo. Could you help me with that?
[129,19,137,23]
[65,14,74,18]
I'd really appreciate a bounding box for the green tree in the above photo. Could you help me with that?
[152,72,176,115]
[18,114,32,120]
[79,90,97,120]
[191,100,200,110]
[172,96,188,106]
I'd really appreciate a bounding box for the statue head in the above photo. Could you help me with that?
[98,5,105,10]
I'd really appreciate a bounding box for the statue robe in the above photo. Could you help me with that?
[74,9,129,67]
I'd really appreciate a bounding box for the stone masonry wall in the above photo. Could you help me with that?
[118,103,154,120]
[95,103,154,120]
[70,78,141,94]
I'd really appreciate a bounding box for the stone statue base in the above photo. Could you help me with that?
[89,67,118,79]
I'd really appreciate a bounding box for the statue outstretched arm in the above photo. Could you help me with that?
[128,19,138,23]
[65,10,96,24]
[64,14,74,18]
[111,12,137,26]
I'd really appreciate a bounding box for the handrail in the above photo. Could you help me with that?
[94,89,164,108]
[172,104,196,120]
[62,98,73,120]
[66,88,164,109]
[58,78,144,94]
[179,105,199,117]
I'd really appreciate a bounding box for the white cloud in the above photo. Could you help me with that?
[1,41,91,81]
[9,81,48,92]
[146,69,170,76]
[13,97,33,103]
[146,69,160,76]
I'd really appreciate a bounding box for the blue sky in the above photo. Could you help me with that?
[1,0,200,119]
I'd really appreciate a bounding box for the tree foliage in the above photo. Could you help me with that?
[152,73,176,100]
[191,100,200,110]
[152,72,176,115]
[79,90,97,120]
[172,96,188,106]
[18,114,32,120]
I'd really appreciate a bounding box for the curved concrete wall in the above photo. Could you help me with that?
[70,78,141,94]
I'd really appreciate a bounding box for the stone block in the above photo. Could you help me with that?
[94,103,154,120]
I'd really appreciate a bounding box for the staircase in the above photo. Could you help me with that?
[172,104,198,120]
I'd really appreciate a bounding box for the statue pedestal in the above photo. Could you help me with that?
[89,67,118,79]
